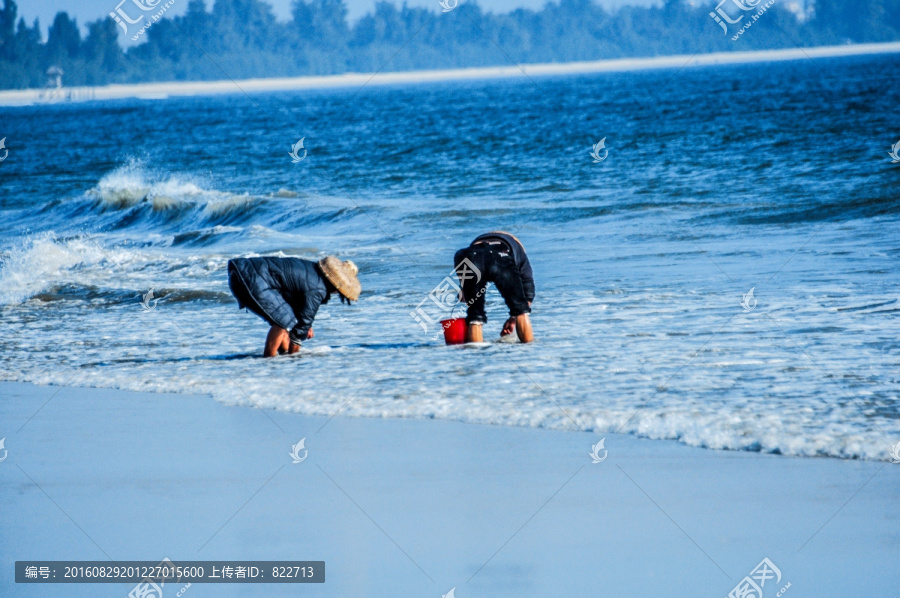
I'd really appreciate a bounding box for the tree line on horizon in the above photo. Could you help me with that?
[0,0,898,89]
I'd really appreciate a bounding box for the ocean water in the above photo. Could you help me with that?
[1,54,898,460]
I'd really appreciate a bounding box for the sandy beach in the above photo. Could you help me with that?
[2,41,899,107]
[1,381,897,597]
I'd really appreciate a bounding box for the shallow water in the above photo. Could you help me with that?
[1,54,898,459]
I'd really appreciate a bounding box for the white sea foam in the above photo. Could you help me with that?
[0,231,228,305]
[15,355,890,461]
[89,161,214,209]
[3,226,894,462]
[0,234,111,304]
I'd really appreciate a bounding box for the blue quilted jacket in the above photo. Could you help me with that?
[228,257,328,344]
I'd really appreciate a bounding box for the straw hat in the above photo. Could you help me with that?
[317,256,361,301]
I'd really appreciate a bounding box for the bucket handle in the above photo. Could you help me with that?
[449,301,467,321]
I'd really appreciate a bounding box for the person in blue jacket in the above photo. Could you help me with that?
[453,231,535,343]
[227,255,361,357]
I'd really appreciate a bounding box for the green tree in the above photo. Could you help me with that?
[213,0,281,51]
[46,12,81,63]
[82,17,124,83]
[1,0,900,90]
[292,0,349,48]
[0,0,17,61]
[811,0,899,42]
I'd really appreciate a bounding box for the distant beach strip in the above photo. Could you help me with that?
[2,41,899,107]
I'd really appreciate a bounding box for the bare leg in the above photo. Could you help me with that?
[466,323,483,343]
[515,314,534,343]
[264,326,291,357]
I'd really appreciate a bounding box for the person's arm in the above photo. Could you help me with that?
[501,302,531,337]
[288,288,326,346]
[519,256,535,304]
[501,317,516,337]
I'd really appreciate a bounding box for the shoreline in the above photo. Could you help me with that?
[1,380,897,596]
[1,41,898,107]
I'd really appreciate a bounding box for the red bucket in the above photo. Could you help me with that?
[440,317,467,345]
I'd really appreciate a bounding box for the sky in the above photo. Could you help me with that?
[22,0,661,37]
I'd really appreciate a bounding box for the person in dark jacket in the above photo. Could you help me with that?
[227,255,361,357]
[453,231,535,343]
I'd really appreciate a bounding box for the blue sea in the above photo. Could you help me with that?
[1,53,898,460]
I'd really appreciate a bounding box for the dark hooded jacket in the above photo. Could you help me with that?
[471,231,535,302]
[228,257,328,345]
